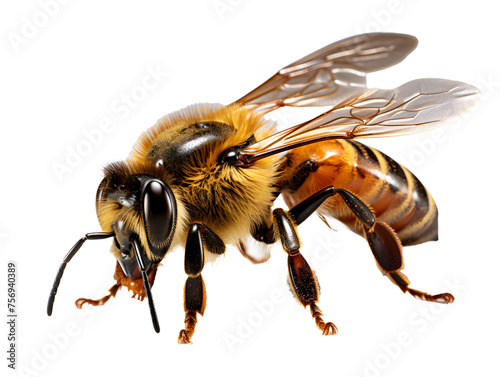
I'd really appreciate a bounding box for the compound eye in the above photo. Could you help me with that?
[143,180,177,257]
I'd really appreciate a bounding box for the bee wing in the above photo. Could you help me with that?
[234,33,418,113]
[240,79,480,162]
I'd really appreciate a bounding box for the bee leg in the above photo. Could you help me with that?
[355,205,454,303]
[75,283,121,308]
[179,275,206,344]
[387,270,454,304]
[273,208,338,335]
[178,223,224,344]
[289,186,454,304]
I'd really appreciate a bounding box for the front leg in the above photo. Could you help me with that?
[178,275,206,344]
[178,223,225,344]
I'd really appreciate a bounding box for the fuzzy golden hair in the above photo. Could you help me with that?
[128,103,276,163]
[127,103,284,247]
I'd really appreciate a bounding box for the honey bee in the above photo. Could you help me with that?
[47,33,480,343]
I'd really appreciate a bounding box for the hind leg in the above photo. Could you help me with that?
[290,186,454,303]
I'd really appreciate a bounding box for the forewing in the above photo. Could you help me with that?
[234,33,418,113]
[240,79,480,162]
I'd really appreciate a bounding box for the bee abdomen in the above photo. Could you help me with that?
[282,140,438,246]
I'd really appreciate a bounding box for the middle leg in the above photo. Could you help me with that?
[272,208,337,335]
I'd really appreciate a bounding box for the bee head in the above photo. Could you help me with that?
[96,161,179,279]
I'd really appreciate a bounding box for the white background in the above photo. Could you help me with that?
[1,1,499,376]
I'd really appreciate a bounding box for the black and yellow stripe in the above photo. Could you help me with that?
[282,139,438,246]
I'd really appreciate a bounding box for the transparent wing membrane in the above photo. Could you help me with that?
[240,79,480,162]
[235,33,418,113]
